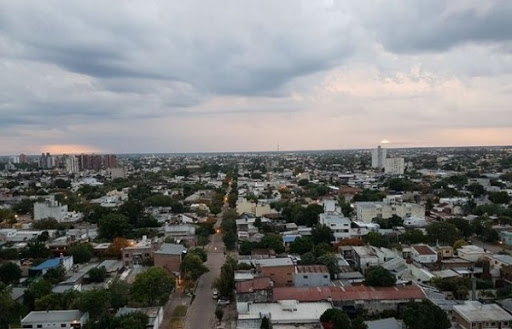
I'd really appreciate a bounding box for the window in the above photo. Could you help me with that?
[125,254,130,258]
[61,324,67,328]
[37,325,42,329]
[323,275,329,278]
[491,322,495,327]
[22,325,33,329]
[303,275,308,279]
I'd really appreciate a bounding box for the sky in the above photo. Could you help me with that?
[1,1,512,155]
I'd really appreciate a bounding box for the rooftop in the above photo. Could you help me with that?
[411,244,436,255]
[22,310,85,324]
[255,258,294,267]
[273,285,426,302]
[296,265,329,274]
[30,256,72,271]
[154,243,187,255]
[236,277,273,293]
[453,301,512,322]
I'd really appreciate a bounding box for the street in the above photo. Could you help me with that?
[184,229,226,329]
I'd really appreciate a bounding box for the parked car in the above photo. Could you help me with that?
[217,298,230,306]
[212,289,218,299]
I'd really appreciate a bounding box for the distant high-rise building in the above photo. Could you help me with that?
[19,153,26,163]
[371,146,387,170]
[63,155,79,173]
[384,158,405,175]
[8,156,20,164]
[78,153,117,171]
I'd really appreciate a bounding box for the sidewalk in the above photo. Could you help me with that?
[160,291,191,329]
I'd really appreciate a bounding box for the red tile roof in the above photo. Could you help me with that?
[273,285,425,302]
[412,244,437,255]
[236,277,273,293]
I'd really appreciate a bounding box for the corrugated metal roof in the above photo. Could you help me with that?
[273,285,426,302]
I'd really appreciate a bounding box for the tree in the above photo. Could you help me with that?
[111,311,149,329]
[24,279,53,310]
[260,233,285,254]
[289,237,314,255]
[0,208,16,224]
[215,308,224,322]
[43,265,66,284]
[118,200,145,226]
[31,218,60,230]
[317,253,340,279]
[108,278,131,309]
[131,267,175,306]
[446,218,474,238]
[320,309,353,329]
[0,283,15,329]
[314,242,332,258]
[426,221,461,245]
[489,191,511,204]
[400,229,427,244]
[214,257,236,300]
[54,179,71,189]
[453,239,467,250]
[363,231,389,248]
[467,183,485,198]
[99,213,131,240]
[0,262,21,284]
[79,289,111,319]
[88,266,108,283]
[189,248,208,262]
[181,254,209,281]
[299,252,316,265]
[222,231,237,250]
[105,237,131,258]
[260,316,272,329]
[311,224,334,244]
[68,243,94,264]
[21,240,51,259]
[365,266,396,287]
[401,300,450,329]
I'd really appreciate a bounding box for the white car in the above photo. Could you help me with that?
[217,299,230,306]
[212,289,218,299]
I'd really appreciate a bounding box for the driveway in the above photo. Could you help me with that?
[184,229,226,329]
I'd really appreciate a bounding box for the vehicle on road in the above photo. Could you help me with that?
[212,289,218,299]
[217,298,230,306]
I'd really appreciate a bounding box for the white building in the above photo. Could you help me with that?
[355,199,425,223]
[371,146,387,170]
[403,216,427,228]
[64,155,79,173]
[453,301,512,329]
[293,265,331,287]
[411,244,438,264]
[34,199,69,221]
[319,213,351,241]
[34,198,82,222]
[384,158,405,175]
[21,310,88,329]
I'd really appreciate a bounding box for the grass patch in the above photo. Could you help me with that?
[169,317,185,329]
[170,305,188,329]
[173,305,188,317]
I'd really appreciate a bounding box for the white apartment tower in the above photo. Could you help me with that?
[385,158,405,175]
[371,146,387,169]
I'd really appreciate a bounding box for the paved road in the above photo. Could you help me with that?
[184,229,226,329]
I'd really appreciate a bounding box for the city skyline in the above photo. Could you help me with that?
[1,1,511,155]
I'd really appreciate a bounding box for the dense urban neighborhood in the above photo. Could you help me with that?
[2,146,512,329]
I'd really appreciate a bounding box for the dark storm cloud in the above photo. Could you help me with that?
[368,1,512,53]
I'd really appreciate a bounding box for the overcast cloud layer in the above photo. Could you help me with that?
[1,0,511,155]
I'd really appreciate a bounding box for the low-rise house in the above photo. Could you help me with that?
[488,254,512,270]
[319,213,351,242]
[236,300,331,327]
[153,243,187,276]
[116,306,163,329]
[453,301,512,329]
[457,245,486,262]
[352,246,379,270]
[411,244,438,264]
[21,310,89,329]
[273,285,426,315]
[236,276,273,303]
[255,258,295,287]
[29,255,74,277]
[293,265,331,287]
[122,237,159,268]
